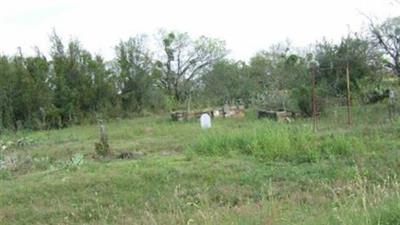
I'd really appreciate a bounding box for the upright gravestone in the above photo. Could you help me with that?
[389,90,395,104]
[389,89,396,120]
[200,113,211,129]
[223,104,230,118]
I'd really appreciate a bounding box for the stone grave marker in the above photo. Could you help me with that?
[200,113,211,129]
[223,104,230,117]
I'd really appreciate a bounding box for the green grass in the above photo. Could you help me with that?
[1,104,400,224]
[188,120,369,163]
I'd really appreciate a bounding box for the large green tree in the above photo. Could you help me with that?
[156,31,227,102]
[315,35,383,96]
[248,45,308,111]
[114,35,159,113]
[201,60,254,106]
[49,31,116,127]
[0,50,53,129]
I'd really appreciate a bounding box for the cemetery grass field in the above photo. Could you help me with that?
[1,105,400,225]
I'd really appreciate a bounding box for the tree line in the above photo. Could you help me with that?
[0,17,399,130]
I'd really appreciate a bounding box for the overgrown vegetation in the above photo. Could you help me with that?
[1,16,399,130]
[188,121,368,163]
[94,121,111,157]
[1,9,400,225]
[1,104,400,224]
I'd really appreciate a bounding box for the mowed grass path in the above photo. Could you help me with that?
[1,107,400,224]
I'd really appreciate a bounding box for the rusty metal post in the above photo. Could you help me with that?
[346,63,352,127]
[311,64,317,132]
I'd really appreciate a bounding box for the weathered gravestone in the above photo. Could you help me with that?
[389,89,396,120]
[389,90,395,105]
[200,113,211,129]
[223,104,230,117]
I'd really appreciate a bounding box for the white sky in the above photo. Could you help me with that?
[0,0,399,60]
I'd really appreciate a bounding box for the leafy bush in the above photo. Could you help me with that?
[362,87,390,104]
[292,85,327,117]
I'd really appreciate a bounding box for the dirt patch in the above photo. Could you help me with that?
[143,126,154,134]
[117,151,145,159]
[159,150,179,156]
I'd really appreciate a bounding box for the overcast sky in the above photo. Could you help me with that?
[0,0,398,60]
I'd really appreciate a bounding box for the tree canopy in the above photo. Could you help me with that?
[0,19,397,130]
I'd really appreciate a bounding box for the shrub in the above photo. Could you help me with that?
[292,85,326,117]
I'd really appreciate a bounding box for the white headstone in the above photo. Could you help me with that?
[200,113,211,129]
[389,90,395,98]
[389,90,395,104]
